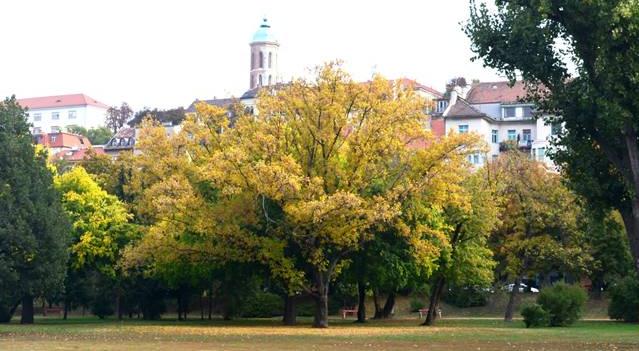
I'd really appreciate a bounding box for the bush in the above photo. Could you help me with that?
[608,276,639,322]
[537,283,587,326]
[241,291,283,318]
[521,303,549,328]
[91,294,114,319]
[409,297,427,312]
[443,286,489,308]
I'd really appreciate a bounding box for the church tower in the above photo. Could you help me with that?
[249,18,279,89]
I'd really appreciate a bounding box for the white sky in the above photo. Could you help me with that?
[0,0,503,110]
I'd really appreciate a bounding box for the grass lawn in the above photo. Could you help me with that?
[0,317,637,350]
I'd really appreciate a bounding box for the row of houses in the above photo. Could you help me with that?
[17,18,553,167]
[19,79,554,167]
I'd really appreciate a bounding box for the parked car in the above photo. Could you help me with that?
[503,283,539,293]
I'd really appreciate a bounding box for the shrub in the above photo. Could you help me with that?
[443,286,489,308]
[521,303,549,328]
[241,291,283,318]
[608,276,639,322]
[92,294,114,319]
[409,297,427,312]
[537,283,587,326]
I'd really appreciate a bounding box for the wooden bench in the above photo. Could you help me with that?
[418,308,442,319]
[339,306,358,319]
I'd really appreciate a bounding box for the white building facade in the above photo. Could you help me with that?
[439,82,556,166]
[17,94,109,134]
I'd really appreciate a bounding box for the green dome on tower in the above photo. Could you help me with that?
[251,18,277,43]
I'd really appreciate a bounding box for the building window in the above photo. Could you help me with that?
[458,125,469,134]
[522,129,531,141]
[473,154,480,165]
[268,52,272,68]
[491,129,498,143]
[504,107,517,118]
[537,147,546,161]
[251,52,255,69]
[436,100,448,113]
[251,75,255,89]
[522,106,534,118]
[68,110,77,119]
[259,74,263,86]
[33,113,42,121]
[551,123,561,135]
[268,75,272,85]
[507,129,516,141]
[51,126,60,133]
[51,135,57,142]
[33,127,41,134]
[52,112,60,120]
[259,52,264,68]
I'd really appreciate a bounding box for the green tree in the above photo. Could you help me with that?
[423,170,499,325]
[55,166,136,319]
[466,0,639,274]
[128,107,186,127]
[489,151,588,322]
[582,209,633,297]
[67,125,114,145]
[0,96,70,324]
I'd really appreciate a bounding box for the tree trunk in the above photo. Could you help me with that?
[313,293,329,328]
[41,299,46,317]
[424,276,446,326]
[504,277,521,322]
[116,288,123,320]
[177,294,183,321]
[200,293,204,320]
[379,292,396,319]
[356,281,366,323]
[591,279,604,300]
[372,289,382,319]
[621,131,639,275]
[63,300,69,320]
[620,206,639,274]
[20,295,34,324]
[283,295,297,325]
[208,288,213,320]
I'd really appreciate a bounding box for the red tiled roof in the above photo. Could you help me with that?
[397,78,444,98]
[53,147,105,162]
[17,94,109,110]
[34,132,92,149]
[466,81,528,104]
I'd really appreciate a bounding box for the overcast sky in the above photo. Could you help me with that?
[0,0,503,110]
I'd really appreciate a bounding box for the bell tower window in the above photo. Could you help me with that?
[268,52,272,68]
[259,52,264,68]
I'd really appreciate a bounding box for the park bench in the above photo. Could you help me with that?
[339,306,358,319]
[418,308,442,319]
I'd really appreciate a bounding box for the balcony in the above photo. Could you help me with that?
[499,140,533,152]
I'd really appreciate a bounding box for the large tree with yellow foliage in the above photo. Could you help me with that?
[125,63,485,327]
